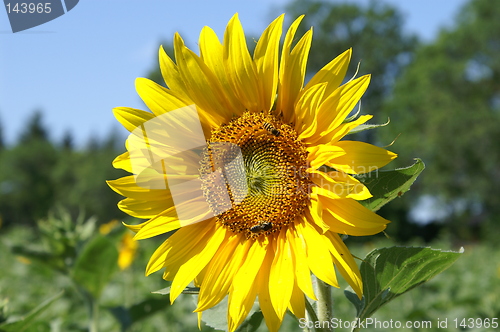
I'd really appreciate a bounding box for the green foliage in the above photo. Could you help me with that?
[0,291,63,332]
[0,112,127,229]
[379,0,500,240]
[72,235,119,299]
[108,297,172,332]
[345,247,463,327]
[356,159,425,212]
[9,209,97,274]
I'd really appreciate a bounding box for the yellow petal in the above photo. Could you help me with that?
[145,220,214,276]
[170,223,228,303]
[324,114,373,144]
[324,232,363,298]
[229,239,268,321]
[253,14,284,112]
[295,83,327,139]
[307,144,346,169]
[276,15,306,123]
[159,46,192,101]
[112,151,132,172]
[196,234,247,311]
[224,13,261,112]
[304,48,352,100]
[257,250,283,332]
[269,228,294,320]
[310,169,372,200]
[307,198,329,233]
[227,279,258,332]
[199,26,245,115]
[327,141,397,174]
[287,280,306,319]
[118,197,172,219]
[287,226,317,301]
[106,176,169,200]
[174,33,233,121]
[113,107,155,132]
[313,75,371,142]
[320,196,389,236]
[296,220,339,288]
[133,208,179,240]
[122,220,147,233]
[135,77,190,116]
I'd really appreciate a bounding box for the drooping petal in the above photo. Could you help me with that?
[196,234,247,311]
[287,279,306,319]
[228,239,268,330]
[269,228,294,320]
[257,249,282,332]
[323,231,363,298]
[296,219,339,288]
[327,141,398,174]
[287,227,317,301]
[170,223,228,303]
[145,219,215,277]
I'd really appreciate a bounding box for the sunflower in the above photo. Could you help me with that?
[108,13,396,332]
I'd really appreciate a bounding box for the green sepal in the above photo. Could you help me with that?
[356,158,425,212]
[347,118,390,135]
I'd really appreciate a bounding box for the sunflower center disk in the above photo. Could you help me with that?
[199,112,311,239]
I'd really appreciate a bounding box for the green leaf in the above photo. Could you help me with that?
[197,296,261,331]
[108,298,171,331]
[152,286,200,295]
[356,158,425,212]
[0,291,63,332]
[71,235,118,299]
[345,246,463,326]
[235,310,264,332]
[347,118,390,135]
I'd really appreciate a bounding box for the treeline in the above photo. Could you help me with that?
[0,112,127,228]
[1,0,499,245]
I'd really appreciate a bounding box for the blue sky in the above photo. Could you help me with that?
[0,0,468,147]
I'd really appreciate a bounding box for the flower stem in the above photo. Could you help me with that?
[304,297,319,332]
[89,297,99,332]
[315,278,334,331]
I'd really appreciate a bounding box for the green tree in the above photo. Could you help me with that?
[379,0,500,242]
[0,112,57,226]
